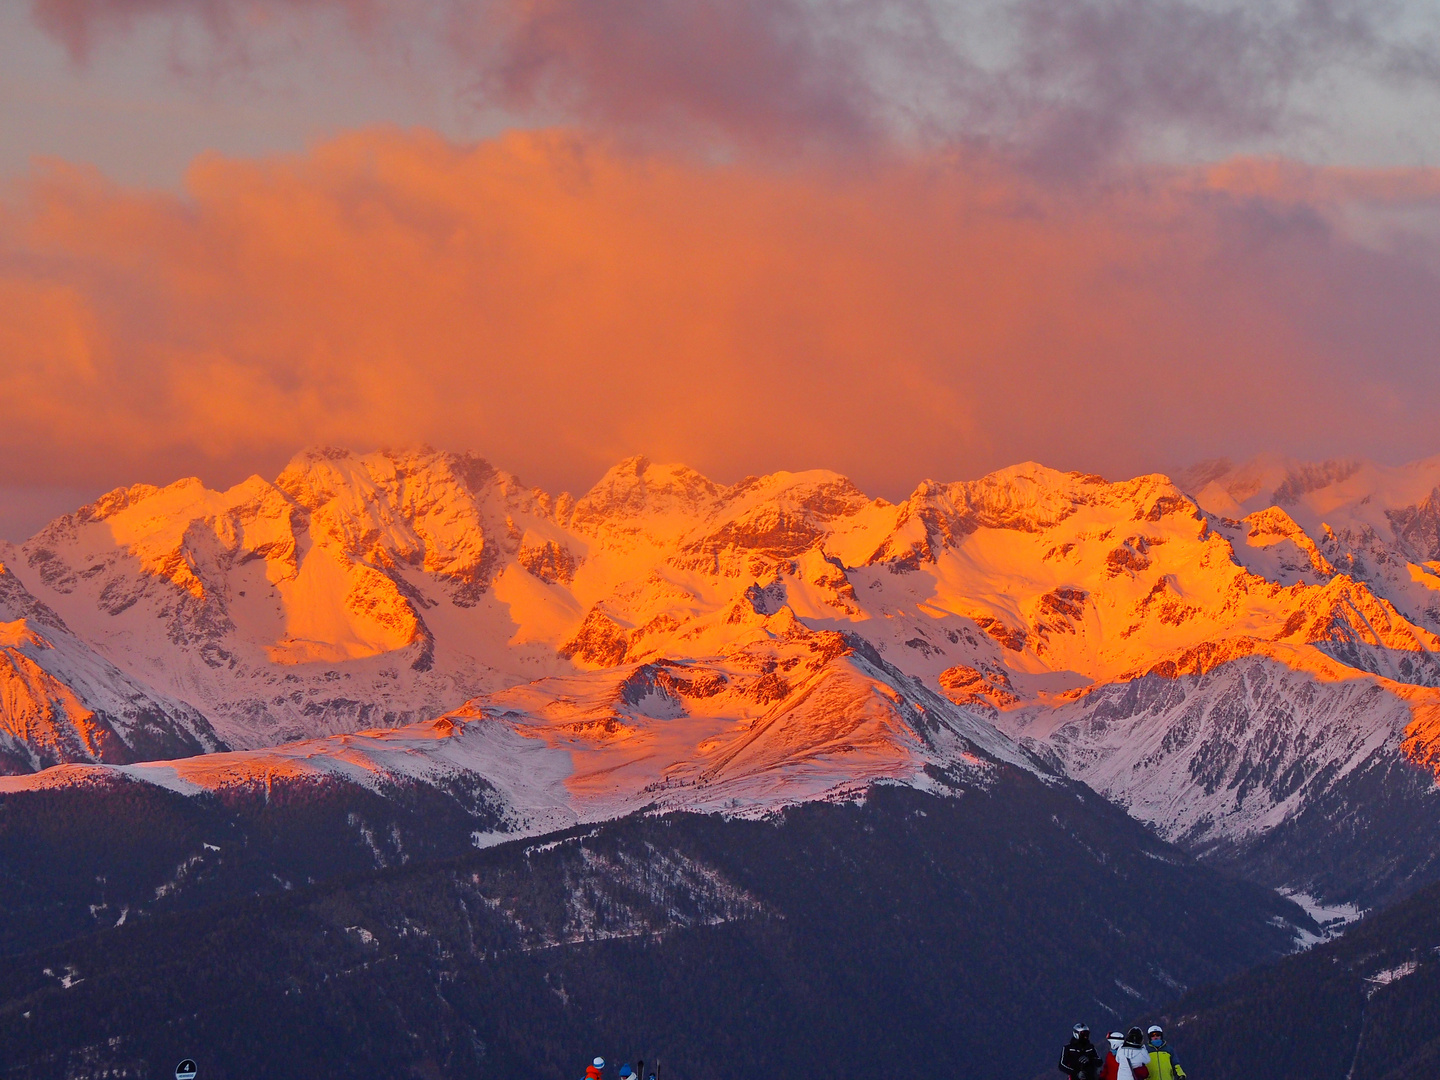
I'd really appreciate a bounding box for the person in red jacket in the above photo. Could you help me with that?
[1103,1032,1125,1080]
[586,1057,606,1080]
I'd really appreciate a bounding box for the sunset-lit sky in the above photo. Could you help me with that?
[4,0,1440,539]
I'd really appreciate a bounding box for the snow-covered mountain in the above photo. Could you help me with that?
[6,447,1440,905]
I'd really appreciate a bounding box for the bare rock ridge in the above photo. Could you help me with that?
[7,448,1440,906]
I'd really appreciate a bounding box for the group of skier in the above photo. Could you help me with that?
[584,1056,655,1080]
[578,1026,1180,1079]
[1060,1023,1186,1080]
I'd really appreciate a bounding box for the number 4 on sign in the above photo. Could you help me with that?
[176,1060,198,1080]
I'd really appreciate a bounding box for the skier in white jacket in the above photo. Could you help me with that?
[1115,1028,1151,1080]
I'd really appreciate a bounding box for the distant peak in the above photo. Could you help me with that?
[599,455,714,484]
[1173,457,1235,492]
[1273,459,1364,506]
[572,457,721,526]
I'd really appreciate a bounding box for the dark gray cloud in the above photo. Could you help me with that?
[28,0,1440,167]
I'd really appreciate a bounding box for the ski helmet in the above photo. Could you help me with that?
[1147,1025,1164,1036]
[1073,1023,1090,1039]
[1124,1028,1144,1048]
[594,1059,606,1069]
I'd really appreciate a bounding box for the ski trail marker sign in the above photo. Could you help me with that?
[176,1060,197,1080]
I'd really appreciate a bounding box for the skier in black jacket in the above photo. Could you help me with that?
[1060,1023,1105,1080]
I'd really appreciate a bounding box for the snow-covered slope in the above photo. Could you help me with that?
[996,640,1440,905]
[0,556,223,773]
[0,624,1041,836]
[1000,643,1424,842]
[8,447,1440,905]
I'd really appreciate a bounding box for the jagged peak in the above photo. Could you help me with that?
[589,455,716,491]
[276,446,512,502]
[860,466,1195,569]
[74,483,164,524]
[284,445,358,468]
[917,462,1111,507]
[570,456,722,530]
[973,460,1106,486]
[1233,504,1337,582]
[275,447,371,506]
[719,468,868,512]
[610,453,652,476]
[1271,572,1440,656]
[276,445,456,506]
[444,451,502,496]
[59,477,216,540]
[574,460,874,529]
[899,463,1127,531]
[1243,504,1308,535]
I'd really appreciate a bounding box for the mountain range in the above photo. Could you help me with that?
[5,448,1440,909]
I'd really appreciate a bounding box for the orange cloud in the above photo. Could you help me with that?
[2,129,1439,498]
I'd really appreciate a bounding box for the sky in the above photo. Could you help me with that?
[4,0,1440,540]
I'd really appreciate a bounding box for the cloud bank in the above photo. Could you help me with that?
[3,128,1439,500]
